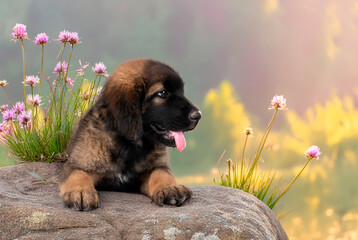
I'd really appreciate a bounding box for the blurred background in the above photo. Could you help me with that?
[1,0,358,239]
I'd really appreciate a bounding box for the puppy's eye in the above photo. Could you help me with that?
[156,90,168,98]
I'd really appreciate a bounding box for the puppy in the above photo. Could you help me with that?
[60,58,201,211]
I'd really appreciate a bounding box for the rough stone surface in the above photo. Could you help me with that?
[0,162,288,240]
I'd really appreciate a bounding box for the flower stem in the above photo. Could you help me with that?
[245,109,278,181]
[240,134,249,182]
[271,158,312,208]
[61,44,74,100]
[2,87,13,107]
[68,73,85,113]
[90,75,102,106]
[57,43,66,102]
[44,75,53,96]
[88,75,99,103]
[38,45,44,95]
[256,109,278,159]
[21,39,26,109]
[227,160,232,187]
[64,45,73,80]
[62,44,74,102]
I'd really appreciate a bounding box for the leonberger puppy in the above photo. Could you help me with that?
[60,58,201,211]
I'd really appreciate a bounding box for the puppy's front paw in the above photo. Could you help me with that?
[152,184,192,207]
[62,188,99,211]
[60,170,99,211]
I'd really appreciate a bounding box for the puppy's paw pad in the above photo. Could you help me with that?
[152,185,192,207]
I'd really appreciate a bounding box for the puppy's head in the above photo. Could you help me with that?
[98,58,201,148]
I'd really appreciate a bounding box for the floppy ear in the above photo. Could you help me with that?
[99,78,145,142]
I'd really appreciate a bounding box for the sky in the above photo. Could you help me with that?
[1,0,358,121]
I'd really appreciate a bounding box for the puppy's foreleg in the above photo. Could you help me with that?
[140,168,192,206]
[60,169,100,211]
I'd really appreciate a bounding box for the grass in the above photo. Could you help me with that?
[1,27,106,163]
[216,99,318,209]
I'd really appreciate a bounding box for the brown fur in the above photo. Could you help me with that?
[60,169,100,211]
[60,58,201,211]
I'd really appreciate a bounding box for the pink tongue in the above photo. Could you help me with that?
[170,131,186,152]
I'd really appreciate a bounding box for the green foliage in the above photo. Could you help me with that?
[278,96,358,238]
[1,34,105,162]
[201,82,358,237]
[209,88,316,209]
[217,155,280,209]
[216,109,316,209]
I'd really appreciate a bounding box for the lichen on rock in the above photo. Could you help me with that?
[0,162,288,240]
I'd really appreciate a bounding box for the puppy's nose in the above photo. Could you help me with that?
[189,110,202,121]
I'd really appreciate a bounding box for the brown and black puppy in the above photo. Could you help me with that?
[60,58,201,211]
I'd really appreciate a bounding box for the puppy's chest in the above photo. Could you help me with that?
[104,150,154,190]
[113,171,133,185]
[105,138,167,189]
[111,149,153,175]
[110,137,162,169]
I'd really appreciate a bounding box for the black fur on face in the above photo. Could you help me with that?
[142,80,200,147]
[96,59,201,148]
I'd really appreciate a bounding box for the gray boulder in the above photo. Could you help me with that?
[0,162,288,240]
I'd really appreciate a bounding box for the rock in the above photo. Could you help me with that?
[0,162,288,240]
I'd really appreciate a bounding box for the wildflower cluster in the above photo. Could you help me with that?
[58,30,79,45]
[0,23,109,161]
[0,102,31,128]
[54,61,68,73]
[93,62,108,77]
[34,33,49,46]
[0,80,8,87]
[218,94,321,209]
[25,75,39,86]
[244,127,254,137]
[26,95,41,107]
[12,24,27,41]
[305,145,321,160]
[269,95,287,110]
